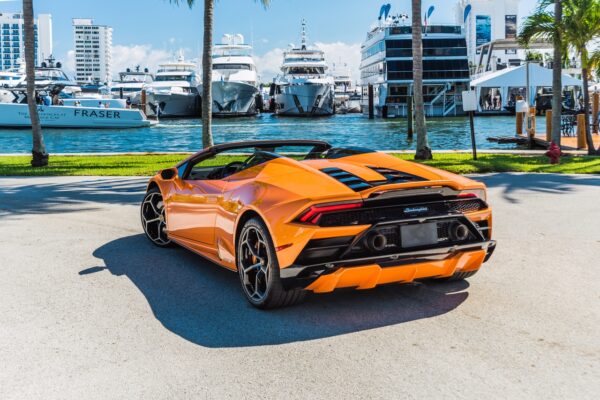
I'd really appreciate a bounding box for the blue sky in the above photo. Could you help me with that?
[0,0,538,80]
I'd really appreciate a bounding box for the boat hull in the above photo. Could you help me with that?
[0,103,154,129]
[147,91,201,118]
[275,83,334,116]
[210,81,259,117]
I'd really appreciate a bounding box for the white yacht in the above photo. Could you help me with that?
[359,6,470,117]
[272,20,335,116]
[146,54,201,118]
[0,57,81,103]
[31,57,80,96]
[110,66,154,105]
[331,65,361,113]
[0,64,23,88]
[209,34,260,117]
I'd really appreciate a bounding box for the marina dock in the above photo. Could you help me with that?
[530,133,600,150]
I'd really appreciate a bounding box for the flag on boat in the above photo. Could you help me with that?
[424,6,435,29]
[464,4,472,23]
[378,3,391,21]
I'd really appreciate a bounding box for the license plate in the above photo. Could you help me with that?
[401,222,438,248]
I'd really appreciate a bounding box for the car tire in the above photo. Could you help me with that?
[141,187,173,247]
[237,217,306,309]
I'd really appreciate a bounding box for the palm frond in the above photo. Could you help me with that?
[519,10,557,47]
[167,0,272,10]
[167,0,195,9]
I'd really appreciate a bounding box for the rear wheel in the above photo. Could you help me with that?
[237,218,306,309]
[141,187,172,247]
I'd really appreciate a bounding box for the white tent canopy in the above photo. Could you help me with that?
[470,64,583,112]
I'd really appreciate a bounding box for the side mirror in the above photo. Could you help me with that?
[160,167,178,180]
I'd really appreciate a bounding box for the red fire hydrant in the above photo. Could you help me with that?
[545,141,561,164]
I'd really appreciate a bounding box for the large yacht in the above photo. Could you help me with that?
[0,63,23,88]
[359,7,470,117]
[146,54,201,118]
[272,20,334,116]
[209,34,260,117]
[0,57,81,103]
[110,66,154,104]
[331,64,361,113]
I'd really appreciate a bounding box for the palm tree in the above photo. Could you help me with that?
[169,0,270,149]
[521,0,600,154]
[552,0,563,147]
[520,0,564,146]
[412,0,431,160]
[561,0,600,154]
[23,0,47,167]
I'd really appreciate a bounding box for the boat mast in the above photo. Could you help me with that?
[301,19,307,50]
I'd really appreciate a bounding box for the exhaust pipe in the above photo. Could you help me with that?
[365,231,387,252]
[450,222,470,242]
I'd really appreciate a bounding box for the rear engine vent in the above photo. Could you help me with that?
[368,167,426,184]
[320,167,372,191]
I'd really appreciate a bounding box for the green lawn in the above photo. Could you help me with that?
[0,153,599,176]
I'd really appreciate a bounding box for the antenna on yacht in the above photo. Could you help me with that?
[301,18,307,50]
[251,24,254,56]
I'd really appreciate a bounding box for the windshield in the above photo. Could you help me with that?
[120,74,151,82]
[111,87,141,92]
[287,67,324,75]
[35,70,69,81]
[213,64,252,70]
[155,75,193,82]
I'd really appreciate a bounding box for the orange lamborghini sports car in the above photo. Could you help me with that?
[141,140,495,309]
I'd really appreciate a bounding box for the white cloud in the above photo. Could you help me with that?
[254,47,285,82]
[111,44,179,79]
[315,41,362,82]
[65,50,76,76]
[254,41,362,83]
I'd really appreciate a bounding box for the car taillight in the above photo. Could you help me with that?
[297,201,363,225]
[458,189,487,202]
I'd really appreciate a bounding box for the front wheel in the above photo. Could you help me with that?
[141,187,172,247]
[237,218,306,309]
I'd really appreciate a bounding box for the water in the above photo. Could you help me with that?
[0,114,534,153]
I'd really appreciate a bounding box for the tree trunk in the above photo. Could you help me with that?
[412,0,431,160]
[551,0,562,145]
[580,51,596,154]
[23,0,48,167]
[201,0,214,148]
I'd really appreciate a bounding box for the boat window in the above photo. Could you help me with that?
[155,75,193,82]
[213,64,251,70]
[110,87,141,92]
[287,67,324,75]
[35,69,69,81]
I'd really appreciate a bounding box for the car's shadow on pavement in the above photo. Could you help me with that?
[91,234,470,348]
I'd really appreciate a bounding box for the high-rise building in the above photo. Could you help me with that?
[72,18,112,84]
[0,12,53,71]
[455,0,524,68]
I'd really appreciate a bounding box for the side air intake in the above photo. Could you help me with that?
[320,167,372,191]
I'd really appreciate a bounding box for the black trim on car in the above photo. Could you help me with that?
[280,240,497,290]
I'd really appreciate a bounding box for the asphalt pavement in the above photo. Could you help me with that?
[0,173,598,399]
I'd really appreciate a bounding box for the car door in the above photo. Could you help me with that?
[166,176,227,246]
